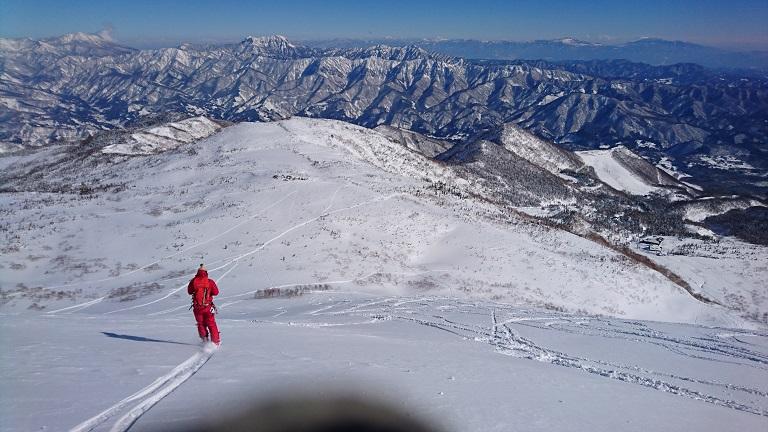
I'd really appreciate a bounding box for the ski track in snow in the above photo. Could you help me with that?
[69,344,216,432]
[322,183,346,214]
[50,295,768,431]
[48,190,392,316]
[297,297,768,418]
[204,192,399,267]
[47,296,106,315]
[51,191,404,429]
[104,260,241,316]
[45,188,297,293]
[112,193,394,315]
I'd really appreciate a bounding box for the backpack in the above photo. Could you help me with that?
[191,278,211,307]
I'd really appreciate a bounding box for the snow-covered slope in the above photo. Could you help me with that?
[374,125,453,158]
[638,236,768,322]
[497,123,584,175]
[677,196,766,222]
[3,294,767,432]
[101,117,222,155]
[2,117,767,432]
[577,146,693,196]
[0,117,742,325]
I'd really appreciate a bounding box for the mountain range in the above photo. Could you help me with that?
[305,37,768,70]
[1,32,766,198]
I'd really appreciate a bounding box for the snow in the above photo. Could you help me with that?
[537,92,564,105]
[639,237,768,325]
[697,155,755,171]
[682,198,765,222]
[0,142,23,154]
[101,117,221,155]
[515,206,560,218]
[1,117,753,324]
[656,158,702,192]
[546,37,601,47]
[499,123,583,174]
[577,148,659,195]
[2,294,767,431]
[635,139,657,149]
[57,32,111,44]
[70,343,217,432]
[2,117,766,431]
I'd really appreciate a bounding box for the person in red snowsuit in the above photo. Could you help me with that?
[188,264,220,345]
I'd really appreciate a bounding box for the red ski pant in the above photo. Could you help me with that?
[193,307,220,344]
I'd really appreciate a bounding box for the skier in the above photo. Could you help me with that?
[188,264,220,345]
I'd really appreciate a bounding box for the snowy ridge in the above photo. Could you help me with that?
[101,117,221,155]
[498,123,584,174]
[0,117,747,325]
[0,30,133,58]
[551,37,601,47]
[238,35,305,58]
[680,197,766,222]
[373,125,453,158]
[283,119,459,185]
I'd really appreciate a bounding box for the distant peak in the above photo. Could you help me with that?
[241,35,294,47]
[34,30,136,56]
[552,37,600,46]
[626,37,695,46]
[633,37,667,42]
[238,35,301,57]
[56,31,111,44]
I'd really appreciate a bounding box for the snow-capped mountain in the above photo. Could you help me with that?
[236,35,314,58]
[0,30,135,58]
[305,36,768,70]
[1,32,766,198]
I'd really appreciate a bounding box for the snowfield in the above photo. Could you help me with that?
[577,147,668,196]
[3,294,768,431]
[101,117,222,155]
[1,118,766,431]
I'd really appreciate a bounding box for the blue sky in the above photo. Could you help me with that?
[2,0,767,49]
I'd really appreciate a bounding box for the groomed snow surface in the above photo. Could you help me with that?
[1,118,767,431]
[577,147,671,196]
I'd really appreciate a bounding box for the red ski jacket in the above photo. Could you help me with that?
[188,269,219,309]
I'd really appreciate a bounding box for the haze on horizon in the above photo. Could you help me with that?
[1,0,767,50]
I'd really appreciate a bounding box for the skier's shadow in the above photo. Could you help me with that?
[101,332,195,346]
